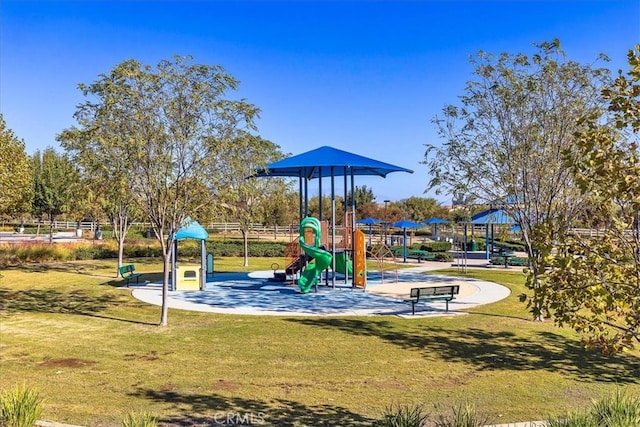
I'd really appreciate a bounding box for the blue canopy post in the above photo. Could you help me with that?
[393,220,422,263]
[357,217,381,247]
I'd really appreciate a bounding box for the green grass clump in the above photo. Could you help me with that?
[434,403,488,427]
[548,389,640,427]
[122,411,158,427]
[375,403,429,426]
[0,384,42,427]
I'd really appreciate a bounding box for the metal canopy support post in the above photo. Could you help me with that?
[343,168,349,284]
[318,175,323,221]
[330,166,336,288]
[485,225,490,260]
[298,173,303,222]
[200,239,206,290]
[304,178,309,218]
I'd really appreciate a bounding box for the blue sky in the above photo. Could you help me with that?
[1,1,638,204]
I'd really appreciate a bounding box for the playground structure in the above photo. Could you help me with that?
[252,146,413,289]
[170,218,211,291]
[273,214,368,292]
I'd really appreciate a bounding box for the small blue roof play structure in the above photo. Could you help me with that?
[471,208,515,225]
[175,218,209,240]
[171,217,209,291]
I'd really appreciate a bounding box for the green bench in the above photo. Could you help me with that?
[119,264,143,286]
[490,255,528,267]
[392,248,435,263]
[406,285,460,314]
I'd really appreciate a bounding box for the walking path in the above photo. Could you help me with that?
[130,259,512,317]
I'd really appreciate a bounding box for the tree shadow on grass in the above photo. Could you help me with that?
[130,388,374,426]
[288,318,640,384]
[12,261,117,278]
[0,287,156,325]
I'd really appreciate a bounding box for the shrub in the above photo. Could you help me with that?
[432,252,453,262]
[434,403,488,427]
[547,389,640,427]
[0,384,43,427]
[122,411,158,427]
[375,403,429,427]
[418,241,452,252]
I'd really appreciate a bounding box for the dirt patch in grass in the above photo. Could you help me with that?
[124,351,162,361]
[37,358,97,369]
[213,379,241,392]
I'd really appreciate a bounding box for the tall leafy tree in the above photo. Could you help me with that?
[544,45,640,354]
[401,197,449,222]
[59,95,142,275]
[214,134,286,266]
[346,185,375,209]
[63,56,259,326]
[32,148,78,242]
[258,185,298,234]
[0,115,32,220]
[424,40,611,320]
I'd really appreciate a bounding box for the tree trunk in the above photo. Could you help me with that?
[243,229,249,267]
[49,215,54,244]
[160,252,171,326]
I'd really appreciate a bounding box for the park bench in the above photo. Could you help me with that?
[119,264,143,286]
[406,285,460,314]
[406,250,435,262]
[490,255,527,268]
[392,248,435,263]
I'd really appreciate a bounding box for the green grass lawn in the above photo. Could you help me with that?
[0,258,639,426]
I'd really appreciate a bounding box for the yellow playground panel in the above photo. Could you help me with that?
[353,229,366,289]
[175,264,201,291]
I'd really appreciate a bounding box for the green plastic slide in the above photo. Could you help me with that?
[297,217,332,293]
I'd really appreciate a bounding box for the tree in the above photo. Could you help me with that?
[64,56,259,326]
[32,148,78,242]
[401,197,449,222]
[59,91,143,275]
[214,134,286,266]
[424,40,611,320]
[347,185,375,209]
[0,115,32,220]
[543,45,640,354]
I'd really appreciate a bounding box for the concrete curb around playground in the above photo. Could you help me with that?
[129,259,513,317]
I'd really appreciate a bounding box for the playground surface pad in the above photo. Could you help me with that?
[130,263,511,317]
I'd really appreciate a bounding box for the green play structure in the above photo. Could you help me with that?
[297,217,333,293]
[334,251,353,275]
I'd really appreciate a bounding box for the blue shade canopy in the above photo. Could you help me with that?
[393,220,423,228]
[252,146,414,179]
[471,208,515,225]
[175,217,209,240]
[357,217,381,225]
[424,217,450,224]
